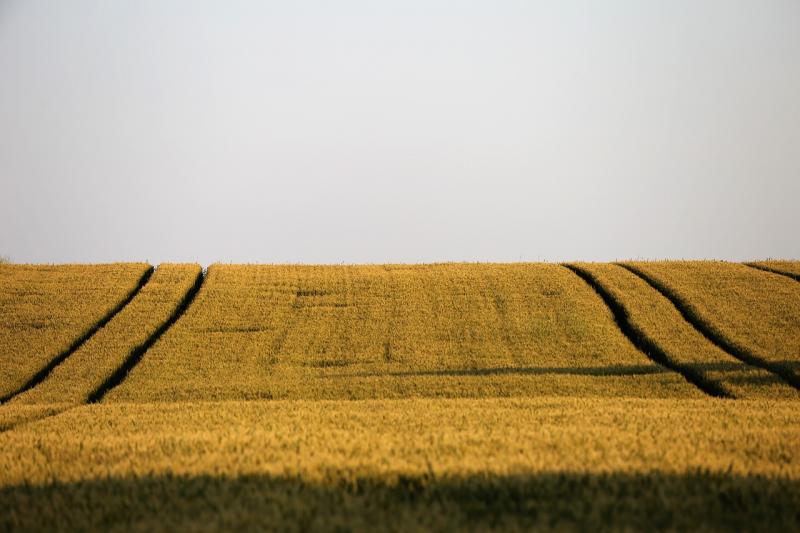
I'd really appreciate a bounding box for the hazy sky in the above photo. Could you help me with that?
[1,0,798,265]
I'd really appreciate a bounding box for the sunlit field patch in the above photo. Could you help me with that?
[571,263,799,399]
[2,398,799,531]
[623,261,800,388]
[106,264,701,402]
[9,264,201,405]
[0,263,150,401]
[0,261,798,531]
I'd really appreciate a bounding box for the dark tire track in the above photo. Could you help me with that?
[618,263,800,391]
[744,263,800,283]
[87,268,205,403]
[0,267,154,404]
[563,264,732,398]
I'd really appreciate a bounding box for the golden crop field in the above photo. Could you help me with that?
[2,398,799,531]
[107,264,699,402]
[0,403,71,432]
[0,261,798,530]
[0,263,150,401]
[570,263,799,399]
[9,264,202,405]
[749,260,800,281]
[623,261,800,388]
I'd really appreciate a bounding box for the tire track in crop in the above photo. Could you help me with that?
[87,268,205,403]
[0,267,154,404]
[563,264,732,398]
[0,405,77,434]
[618,263,800,391]
[744,263,800,283]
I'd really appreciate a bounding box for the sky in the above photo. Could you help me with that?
[1,0,798,265]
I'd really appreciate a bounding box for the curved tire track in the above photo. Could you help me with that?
[563,264,732,398]
[744,263,800,283]
[618,263,800,391]
[87,268,205,403]
[0,267,154,404]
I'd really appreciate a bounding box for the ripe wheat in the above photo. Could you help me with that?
[623,261,800,374]
[107,264,700,402]
[573,263,799,399]
[0,263,150,399]
[10,264,201,404]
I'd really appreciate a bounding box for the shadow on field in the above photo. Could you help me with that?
[328,364,668,378]
[325,360,794,380]
[2,471,799,531]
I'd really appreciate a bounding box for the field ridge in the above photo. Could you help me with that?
[88,267,205,403]
[618,263,800,390]
[745,262,800,283]
[0,404,76,434]
[0,266,154,404]
[564,264,731,398]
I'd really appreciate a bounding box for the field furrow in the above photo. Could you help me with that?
[0,264,152,402]
[566,264,730,398]
[621,262,800,390]
[104,264,701,402]
[8,265,202,405]
[747,261,800,282]
[574,263,799,399]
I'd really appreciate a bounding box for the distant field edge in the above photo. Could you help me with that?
[87,267,205,403]
[744,262,800,283]
[0,266,154,404]
[617,262,800,391]
[563,264,731,398]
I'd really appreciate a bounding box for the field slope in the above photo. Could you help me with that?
[2,398,799,531]
[9,264,202,405]
[623,261,800,389]
[571,263,799,399]
[0,261,798,531]
[107,264,699,402]
[748,260,800,281]
[0,263,150,401]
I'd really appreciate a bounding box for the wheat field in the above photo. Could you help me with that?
[0,261,799,531]
[623,261,800,388]
[9,264,201,405]
[3,397,800,531]
[0,263,150,401]
[570,262,799,399]
[108,264,698,402]
[749,260,800,281]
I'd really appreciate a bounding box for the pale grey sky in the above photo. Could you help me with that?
[1,0,798,265]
